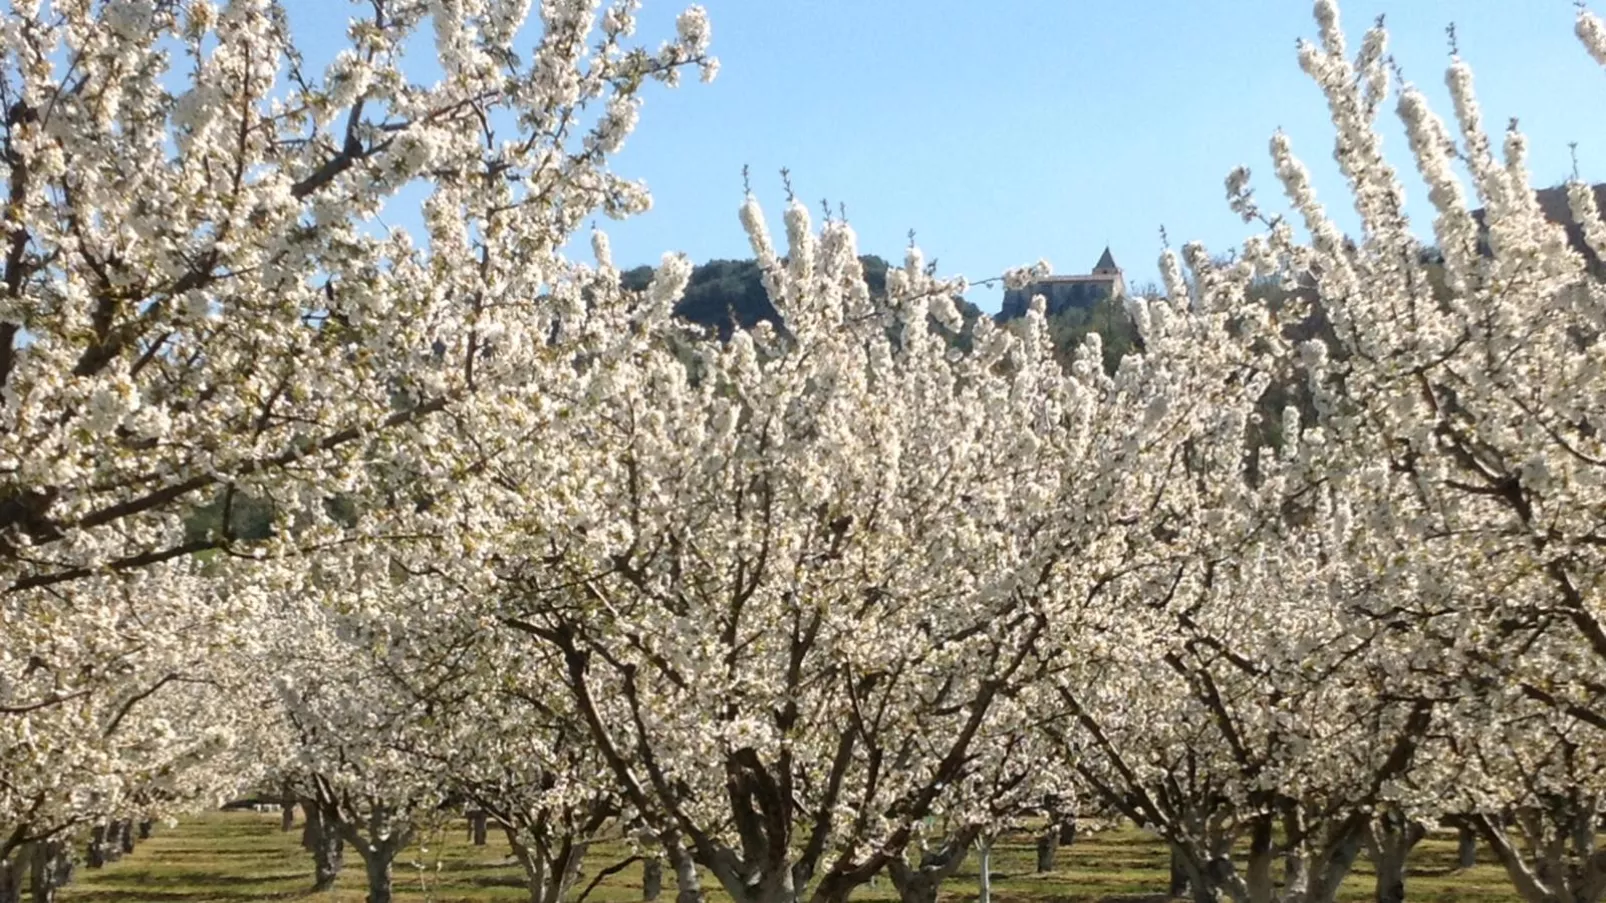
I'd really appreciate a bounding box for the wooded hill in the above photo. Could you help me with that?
[620,255,1136,372]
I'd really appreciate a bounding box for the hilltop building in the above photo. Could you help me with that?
[999,248,1126,320]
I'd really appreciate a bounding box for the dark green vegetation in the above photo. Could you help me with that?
[622,255,1126,369]
[621,256,985,342]
[58,812,1524,903]
[1027,293,1141,375]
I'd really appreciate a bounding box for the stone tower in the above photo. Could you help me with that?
[1093,247,1119,276]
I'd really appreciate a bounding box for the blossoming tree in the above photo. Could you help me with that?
[462,168,1313,903]
[0,0,713,890]
[15,3,1606,903]
[1145,1,1606,900]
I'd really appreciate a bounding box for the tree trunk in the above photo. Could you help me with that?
[888,873,938,903]
[98,824,121,864]
[1169,846,1189,899]
[1457,824,1476,869]
[1166,843,1227,903]
[84,826,108,869]
[1245,816,1275,903]
[137,821,152,841]
[505,831,567,903]
[28,841,72,903]
[0,848,23,903]
[1471,807,1606,903]
[281,800,297,833]
[117,820,135,856]
[1306,825,1365,903]
[1574,802,1598,865]
[506,835,541,903]
[976,837,993,903]
[319,801,409,903]
[1034,828,1058,873]
[1366,814,1425,903]
[667,840,704,903]
[643,858,663,902]
[884,828,979,903]
[362,850,394,903]
[313,835,344,892]
[469,811,489,847]
[1373,851,1407,903]
[301,800,344,891]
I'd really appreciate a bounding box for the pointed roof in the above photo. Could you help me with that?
[1094,247,1118,271]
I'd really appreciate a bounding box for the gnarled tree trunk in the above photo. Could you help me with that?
[1457,824,1476,869]
[1035,828,1058,874]
[0,847,24,903]
[84,826,108,870]
[643,857,663,902]
[1166,847,1218,903]
[885,828,979,903]
[361,849,394,903]
[1244,815,1275,903]
[1470,806,1606,903]
[28,841,73,903]
[667,839,705,903]
[325,803,412,903]
[1298,819,1366,903]
[1165,829,1241,903]
[1168,846,1189,898]
[505,827,587,903]
[300,798,344,891]
[1365,812,1425,903]
[886,871,938,903]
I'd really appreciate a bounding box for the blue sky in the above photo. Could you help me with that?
[285,0,1606,311]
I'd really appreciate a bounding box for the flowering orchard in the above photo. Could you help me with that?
[3,1,1606,903]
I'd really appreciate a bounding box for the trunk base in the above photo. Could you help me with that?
[301,800,344,892]
[28,842,73,903]
[643,858,663,903]
[1035,830,1058,873]
[363,855,393,903]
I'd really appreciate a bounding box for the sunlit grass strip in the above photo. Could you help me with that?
[56,811,1525,903]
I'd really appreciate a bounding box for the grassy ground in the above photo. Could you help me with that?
[54,810,1523,903]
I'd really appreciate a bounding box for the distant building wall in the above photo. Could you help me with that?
[998,248,1126,321]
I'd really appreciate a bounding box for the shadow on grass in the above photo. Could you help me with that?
[147,846,305,857]
[427,856,521,873]
[85,866,310,883]
[1408,864,1478,878]
[447,872,527,890]
[61,889,308,903]
[1058,853,1168,866]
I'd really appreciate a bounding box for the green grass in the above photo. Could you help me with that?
[55,811,1522,902]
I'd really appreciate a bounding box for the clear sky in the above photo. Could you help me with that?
[284,0,1606,312]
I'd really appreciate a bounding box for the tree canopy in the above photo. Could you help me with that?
[9,4,1606,903]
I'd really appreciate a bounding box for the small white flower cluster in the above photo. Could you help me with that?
[1001,258,1052,291]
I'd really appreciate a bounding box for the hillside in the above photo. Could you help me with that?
[622,255,987,341]
[625,183,1606,378]
[1471,182,1606,273]
[622,255,1138,371]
